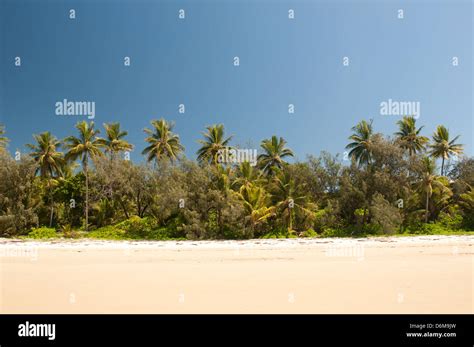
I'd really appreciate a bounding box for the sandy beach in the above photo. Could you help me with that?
[0,235,472,313]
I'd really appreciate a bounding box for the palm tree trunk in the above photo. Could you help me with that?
[49,208,54,227]
[48,185,54,227]
[441,157,445,176]
[49,201,54,227]
[288,208,293,232]
[84,160,89,231]
[218,208,223,236]
[425,191,430,223]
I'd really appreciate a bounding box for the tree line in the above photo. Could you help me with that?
[0,116,472,239]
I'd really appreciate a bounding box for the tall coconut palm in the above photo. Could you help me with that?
[98,122,133,160]
[64,121,104,230]
[0,124,9,152]
[26,132,64,226]
[395,116,429,156]
[429,125,463,176]
[418,157,448,223]
[142,118,184,164]
[197,124,233,164]
[27,132,64,178]
[346,119,374,167]
[257,136,294,175]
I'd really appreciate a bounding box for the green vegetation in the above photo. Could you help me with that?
[27,227,58,239]
[0,116,472,240]
[142,119,183,163]
[0,124,9,153]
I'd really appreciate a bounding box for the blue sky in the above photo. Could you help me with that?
[1,0,472,162]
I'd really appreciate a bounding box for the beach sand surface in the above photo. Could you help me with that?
[1,236,472,313]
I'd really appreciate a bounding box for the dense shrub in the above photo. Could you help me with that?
[319,228,350,238]
[27,227,57,239]
[0,154,39,236]
[438,211,463,230]
[459,190,474,229]
[115,216,157,238]
[89,217,182,240]
[147,228,184,240]
[60,224,81,239]
[369,193,402,234]
[261,228,297,239]
[404,223,456,235]
[301,228,318,238]
[88,226,127,240]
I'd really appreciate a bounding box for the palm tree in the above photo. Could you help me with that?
[232,161,261,189]
[0,124,9,152]
[98,122,133,160]
[197,124,233,164]
[418,157,448,223]
[26,132,64,226]
[429,125,463,176]
[27,132,64,178]
[142,118,184,164]
[237,184,275,232]
[257,136,294,175]
[59,159,79,179]
[214,163,233,193]
[395,116,429,156]
[64,121,104,230]
[270,169,314,233]
[345,119,374,167]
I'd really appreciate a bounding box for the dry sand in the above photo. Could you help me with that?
[0,235,472,313]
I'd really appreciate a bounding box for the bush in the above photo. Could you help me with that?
[459,190,474,229]
[313,202,342,232]
[0,154,40,236]
[160,214,187,239]
[88,226,127,240]
[147,227,183,240]
[91,217,183,240]
[115,216,157,238]
[369,193,402,234]
[60,224,81,239]
[438,211,463,230]
[405,223,452,235]
[301,228,317,238]
[320,228,350,238]
[27,227,57,239]
[261,228,297,239]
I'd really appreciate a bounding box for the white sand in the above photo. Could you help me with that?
[0,235,472,313]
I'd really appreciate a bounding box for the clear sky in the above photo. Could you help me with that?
[1,0,472,162]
